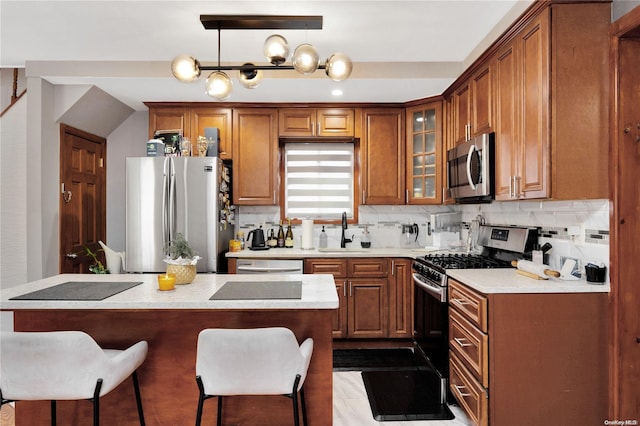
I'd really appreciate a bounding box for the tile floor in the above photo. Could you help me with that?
[333,371,472,426]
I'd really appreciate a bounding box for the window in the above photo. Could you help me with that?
[283,142,355,220]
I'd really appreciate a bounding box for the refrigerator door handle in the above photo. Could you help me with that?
[168,157,177,243]
[162,157,169,251]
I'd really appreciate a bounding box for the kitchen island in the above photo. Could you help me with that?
[0,273,338,426]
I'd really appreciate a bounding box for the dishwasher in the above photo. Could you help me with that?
[235,259,304,274]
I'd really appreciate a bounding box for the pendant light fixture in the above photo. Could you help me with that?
[170,15,353,100]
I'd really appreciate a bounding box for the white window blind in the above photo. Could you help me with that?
[284,142,354,220]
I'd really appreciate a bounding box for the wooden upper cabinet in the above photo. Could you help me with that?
[148,106,190,137]
[279,108,355,137]
[361,108,405,205]
[406,101,443,204]
[492,2,609,201]
[452,63,493,145]
[232,108,278,205]
[190,107,232,160]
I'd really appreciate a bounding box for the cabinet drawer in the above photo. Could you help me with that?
[449,307,489,387]
[448,279,488,332]
[450,351,488,426]
[304,259,347,278]
[348,259,388,277]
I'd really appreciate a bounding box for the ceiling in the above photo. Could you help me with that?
[1,1,536,111]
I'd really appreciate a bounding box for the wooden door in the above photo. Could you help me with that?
[317,108,355,136]
[453,82,470,144]
[494,42,519,200]
[517,12,549,199]
[333,279,348,338]
[388,259,413,338]
[191,107,232,159]
[362,108,405,205]
[278,108,315,137]
[59,124,106,273]
[347,278,387,338]
[610,14,640,418]
[232,108,278,205]
[471,64,492,135]
[148,106,189,137]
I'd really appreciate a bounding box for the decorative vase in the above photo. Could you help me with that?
[166,264,197,284]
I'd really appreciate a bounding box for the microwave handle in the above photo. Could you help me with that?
[466,144,477,190]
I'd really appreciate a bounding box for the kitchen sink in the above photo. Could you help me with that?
[317,248,368,253]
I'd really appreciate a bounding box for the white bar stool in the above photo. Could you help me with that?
[0,331,148,426]
[195,327,313,426]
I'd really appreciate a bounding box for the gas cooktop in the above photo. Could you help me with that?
[419,253,513,270]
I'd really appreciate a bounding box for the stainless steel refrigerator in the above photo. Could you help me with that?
[125,156,234,273]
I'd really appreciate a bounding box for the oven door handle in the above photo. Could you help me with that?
[413,272,447,303]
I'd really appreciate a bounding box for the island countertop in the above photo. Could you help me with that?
[0,273,339,310]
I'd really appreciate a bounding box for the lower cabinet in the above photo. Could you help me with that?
[306,258,411,339]
[448,278,608,426]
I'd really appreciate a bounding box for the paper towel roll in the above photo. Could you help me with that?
[301,219,314,249]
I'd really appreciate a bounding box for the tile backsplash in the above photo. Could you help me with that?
[237,199,609,278]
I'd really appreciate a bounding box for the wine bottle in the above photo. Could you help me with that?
[285,218,294,248]
[277,221,285,248]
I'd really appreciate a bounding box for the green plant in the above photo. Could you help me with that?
[85,246,109,274]
[164,233,196,260]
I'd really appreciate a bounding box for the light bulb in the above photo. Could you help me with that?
[171,55,201,82]
[292,43,320,74]
[325,52,353,82]
[263,34,290,65]
[204,71,233,100]
[238,64,264,89]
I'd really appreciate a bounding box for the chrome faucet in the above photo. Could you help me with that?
[341,212,353,248]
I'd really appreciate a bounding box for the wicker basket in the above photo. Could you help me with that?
[166,264,197,285]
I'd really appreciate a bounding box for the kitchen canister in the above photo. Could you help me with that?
[301,219,314,249]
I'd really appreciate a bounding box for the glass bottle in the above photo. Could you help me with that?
[267,229,277,248]
[277,221,285,248]
[285,218,294,248]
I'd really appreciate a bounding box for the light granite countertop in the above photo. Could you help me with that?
[447,269,610,294]
[0,273,339,310]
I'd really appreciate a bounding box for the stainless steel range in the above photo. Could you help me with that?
[412,224,538,394]
[413,224,538,302]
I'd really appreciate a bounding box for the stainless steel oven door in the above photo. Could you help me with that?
[412,272,447,303]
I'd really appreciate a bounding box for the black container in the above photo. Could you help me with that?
[585,263,606,283]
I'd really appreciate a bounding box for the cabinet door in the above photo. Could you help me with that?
[494,42,519,200]
[518,12,549,199]
[471,64,493,135]
[232,109,278,205]
[442,97,456,204]
[317,108,355,136]
[279,108,315,137]
[148,106,190,138]
[333,279,348,338]
[348,258,387,278]
[362,108,405,205]
[348,278,388,338]
[191,107,232,160]
[388,259,413,338]
[453,83,471,144]
[406,102,443,204]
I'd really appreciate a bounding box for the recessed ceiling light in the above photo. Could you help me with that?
[332,89,343,96]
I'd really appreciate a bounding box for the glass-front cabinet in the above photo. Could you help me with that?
[406,101,443,204]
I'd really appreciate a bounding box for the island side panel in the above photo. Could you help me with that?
[13,309,333,426]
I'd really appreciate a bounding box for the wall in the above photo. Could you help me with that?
[613,0,640,21]
[105,111,148,252]
[238,199,610,280]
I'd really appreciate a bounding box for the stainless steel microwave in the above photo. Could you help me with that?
[447,133,495,202]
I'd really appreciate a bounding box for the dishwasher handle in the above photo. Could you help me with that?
[236,266,303,273]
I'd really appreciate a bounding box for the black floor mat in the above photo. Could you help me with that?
[333,348,454,421]
[333,348,428,371]
[362,370,454,421]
